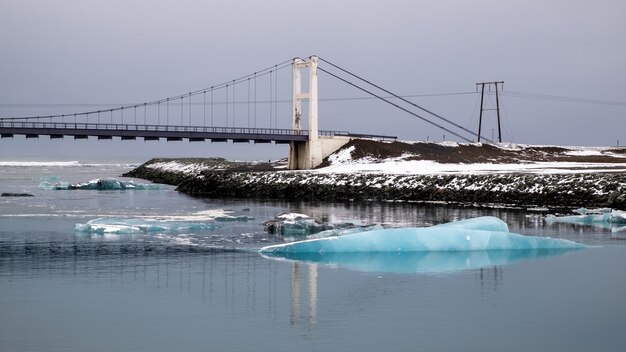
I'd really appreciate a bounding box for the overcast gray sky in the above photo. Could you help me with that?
[1,0,625,160]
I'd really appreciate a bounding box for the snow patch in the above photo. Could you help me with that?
[328,145,356,165]
[564,150,603,156]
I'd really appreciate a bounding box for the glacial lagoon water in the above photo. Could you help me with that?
[1,157,626,352]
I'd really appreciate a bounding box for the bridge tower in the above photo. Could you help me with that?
[289,56,322,169]
[288,55,351,169]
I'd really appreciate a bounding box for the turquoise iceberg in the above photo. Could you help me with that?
[259,216,584,254]
[259,217,585,274]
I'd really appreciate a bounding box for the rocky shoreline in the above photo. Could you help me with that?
[123,158,626,210]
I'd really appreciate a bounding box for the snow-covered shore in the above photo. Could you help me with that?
[123,141,626,210]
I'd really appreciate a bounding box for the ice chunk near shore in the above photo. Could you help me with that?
[545,209,626,232]
[75,217,214,234]
[572,207,612,215]
[546,209,626,225]
[259,216,584,255]
[39,178,167,191]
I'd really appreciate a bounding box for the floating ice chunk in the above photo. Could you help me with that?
[265,213,329,236]
[612,210,626,223]
[265,213,375,237]
[75,217,214,234]
[546,209,626,226]
[276,213,311,221]
[572,207,612,215]
[39,181,71,190]
[39,178,167,191]
[259,216,584,254]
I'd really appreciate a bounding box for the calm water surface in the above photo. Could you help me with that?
[1,157,625,352]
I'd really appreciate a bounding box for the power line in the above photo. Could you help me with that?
[8,89,624,109]
[0,91,477,109]
[502,90,626,107]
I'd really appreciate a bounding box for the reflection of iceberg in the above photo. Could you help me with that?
[259,217,585,254]
[75,217,214,234]
[263,249,580,274]
[545,209,626,232]
[39,178,167,191]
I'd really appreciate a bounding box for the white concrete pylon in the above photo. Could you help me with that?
[292,57,304,131]
[308,56,319,142]
[291,56,319,141]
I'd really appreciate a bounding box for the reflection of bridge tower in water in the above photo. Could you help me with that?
[290,262,318,330]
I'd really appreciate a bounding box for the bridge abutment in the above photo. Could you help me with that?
[288,136,351,170]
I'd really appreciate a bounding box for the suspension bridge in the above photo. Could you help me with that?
[0,55,490,169]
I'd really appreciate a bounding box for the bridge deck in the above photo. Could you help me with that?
[0,121,396,143]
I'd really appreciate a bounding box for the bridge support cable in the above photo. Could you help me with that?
[188,93,192,126]
[253,73,257,128]
[0,59,293,126]
[318,57,489,143]
[276,68,279,128]
[225,84,229,127]
[269,70,273,128]
[232,80,236,128]
[316,66,474,143]
[247,78,251,128]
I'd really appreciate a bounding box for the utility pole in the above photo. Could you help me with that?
[475,81,504,143]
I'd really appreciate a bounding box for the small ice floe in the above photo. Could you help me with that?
[75,217,215,234]
[264,213,330,236]
[214,214,255,222]
[264,213,374,237]
[545,208,626,233]
[39,178,167,191]
[527,207,550,212]
[546,208,626,225]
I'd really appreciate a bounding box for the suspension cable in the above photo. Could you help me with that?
[317,66,473,143]
[1,59,292,121]
[318,57,485,141]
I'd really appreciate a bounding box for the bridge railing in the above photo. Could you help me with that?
[0,120,360,137]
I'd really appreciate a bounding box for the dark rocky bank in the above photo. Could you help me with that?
[122,141,626,210]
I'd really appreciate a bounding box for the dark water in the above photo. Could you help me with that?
[1,158,626,352]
